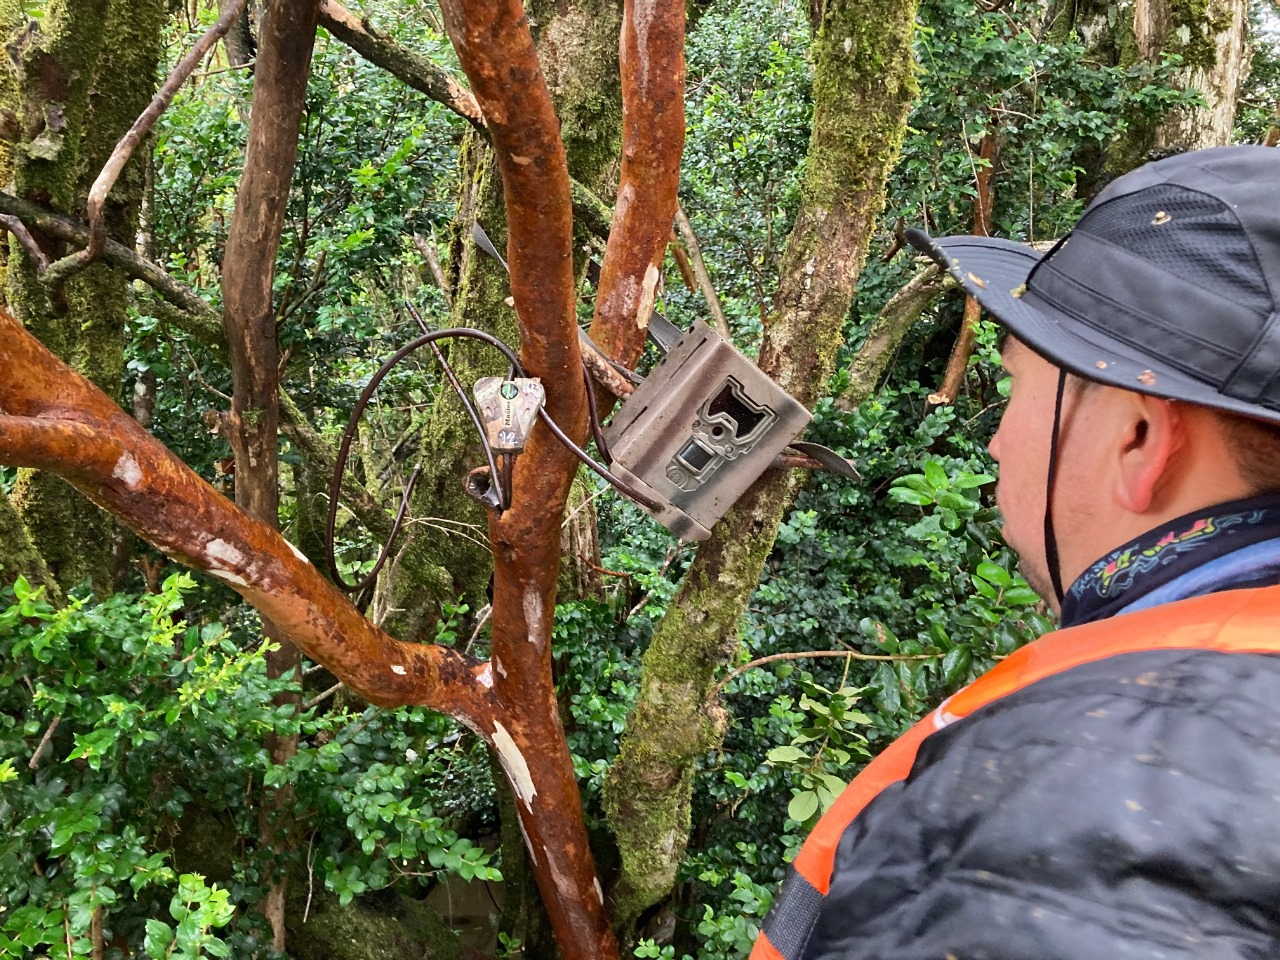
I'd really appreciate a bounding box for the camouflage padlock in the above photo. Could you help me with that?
[473,377,545,453]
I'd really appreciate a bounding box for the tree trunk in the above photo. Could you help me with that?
[219,0,321,949]
[602,0,920,928]
[1050,0,1249,193]
[2,0,167,595]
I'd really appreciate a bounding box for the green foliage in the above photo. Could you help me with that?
[0,576,496,956]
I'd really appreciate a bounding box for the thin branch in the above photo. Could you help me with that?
[670,235,697,290]
[712,649,937,698]
[319,0,484,128]
[0,214,50,271]
[0,191,222,342]
[412,231,452,308]
[304,681,344,710]
[674,202,730,339]
[43,0,250,285]
[28,715,61,770]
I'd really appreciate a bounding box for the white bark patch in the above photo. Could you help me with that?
[523,588,544,641]
[284,539,309,563]
[477,663,494,689]
[547,855,576,900]
[112,453,142,491]
[207,568,248,588]
[206,538,246,570]
[495,657,508,678]
[492,722,538,808]
[631,0,659,93]
[594,877,604,904]
[391,664,407,676]
[636,263,661,329]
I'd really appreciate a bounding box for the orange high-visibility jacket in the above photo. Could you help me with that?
[753,585,1280,960]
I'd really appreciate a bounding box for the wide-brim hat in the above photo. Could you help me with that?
[906,145,1280,425]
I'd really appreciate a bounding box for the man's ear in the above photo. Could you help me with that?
[1113,395,1184,513]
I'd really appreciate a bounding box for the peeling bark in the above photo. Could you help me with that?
[586,0,685,372]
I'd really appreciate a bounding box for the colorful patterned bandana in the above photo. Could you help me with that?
[1060,493,1280,628]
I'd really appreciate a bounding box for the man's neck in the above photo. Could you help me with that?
[1059,493,1280,628]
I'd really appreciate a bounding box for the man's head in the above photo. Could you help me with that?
[908,146,1280,608]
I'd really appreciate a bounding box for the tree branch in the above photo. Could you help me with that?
[586,0,686,372]
[836,262,954,411]
[0,191,222,342]
[674,201,730,339]
[318,0,484,128]
[0,307,496,722]
[436,0,614,954]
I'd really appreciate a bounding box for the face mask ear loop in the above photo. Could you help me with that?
[1044,368,1068,606]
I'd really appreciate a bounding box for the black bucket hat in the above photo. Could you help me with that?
[907,145,1280,425]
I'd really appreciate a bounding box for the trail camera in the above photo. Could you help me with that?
[606,319,810,541]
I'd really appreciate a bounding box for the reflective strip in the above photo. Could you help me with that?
[756,870,824,960]
[753,585,1280,959]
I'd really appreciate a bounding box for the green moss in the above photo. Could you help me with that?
[287,887,461,960]
[0,487,59,603]
[603,0,919,929]
[6,0,167,596]
[603,473,792,927]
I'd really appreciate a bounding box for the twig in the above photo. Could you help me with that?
[304,682,344,710]
[674,202,730,339]
[561,482,608,528]
[44,0,250,285]
[586,559,630,578]
[28,715,61,770]
[0,214,49,271]
[303,830,317,923]
[464,604,492,653]
[712,649,936,698]
[412,232,452,308]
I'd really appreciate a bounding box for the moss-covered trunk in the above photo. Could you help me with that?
[602,0,920,930]
[2,0,167,595]
[1049,0,1248,195]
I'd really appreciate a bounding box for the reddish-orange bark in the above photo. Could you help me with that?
[436,0,618,955]
[0,308,494,721]
[587,0,686,370]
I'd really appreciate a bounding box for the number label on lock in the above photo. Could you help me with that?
[474,377,545,453]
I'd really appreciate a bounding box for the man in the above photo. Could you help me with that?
[753,144,1280,959]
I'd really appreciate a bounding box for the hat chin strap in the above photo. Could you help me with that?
[1043,368,1068,606]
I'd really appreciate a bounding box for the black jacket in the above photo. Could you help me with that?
[755,587,1280,960]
